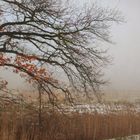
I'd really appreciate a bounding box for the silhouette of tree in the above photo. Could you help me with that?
[0,0,123,104]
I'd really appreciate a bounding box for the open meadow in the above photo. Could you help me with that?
[0,94,140,140]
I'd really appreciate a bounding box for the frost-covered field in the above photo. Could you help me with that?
[57,103,140,114]
[105,134,140,140]
[1,91,140,115]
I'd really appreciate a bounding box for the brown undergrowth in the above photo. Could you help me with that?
[0,103,140,140]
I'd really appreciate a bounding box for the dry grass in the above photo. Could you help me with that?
[0,103,140,140]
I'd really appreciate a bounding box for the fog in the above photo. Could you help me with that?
[1,0,140,92]
[101,0,140,91]
[79,0,140,91]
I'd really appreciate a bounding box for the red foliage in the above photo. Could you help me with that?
[0,53,54,84]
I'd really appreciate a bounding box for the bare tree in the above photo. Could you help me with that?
[0,0,123,104]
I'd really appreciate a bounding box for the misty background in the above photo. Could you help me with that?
[0,0,140,94]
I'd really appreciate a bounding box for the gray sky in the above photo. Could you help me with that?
[68,0,140,91]
[65,0,140,91]
[101,0,140,91]
[1,0,140,91]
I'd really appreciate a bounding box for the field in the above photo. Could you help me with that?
[0,96,140,140]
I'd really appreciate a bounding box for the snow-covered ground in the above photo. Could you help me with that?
[106,134,140,140]
[56,103,140,114]
[1,91,140,114]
